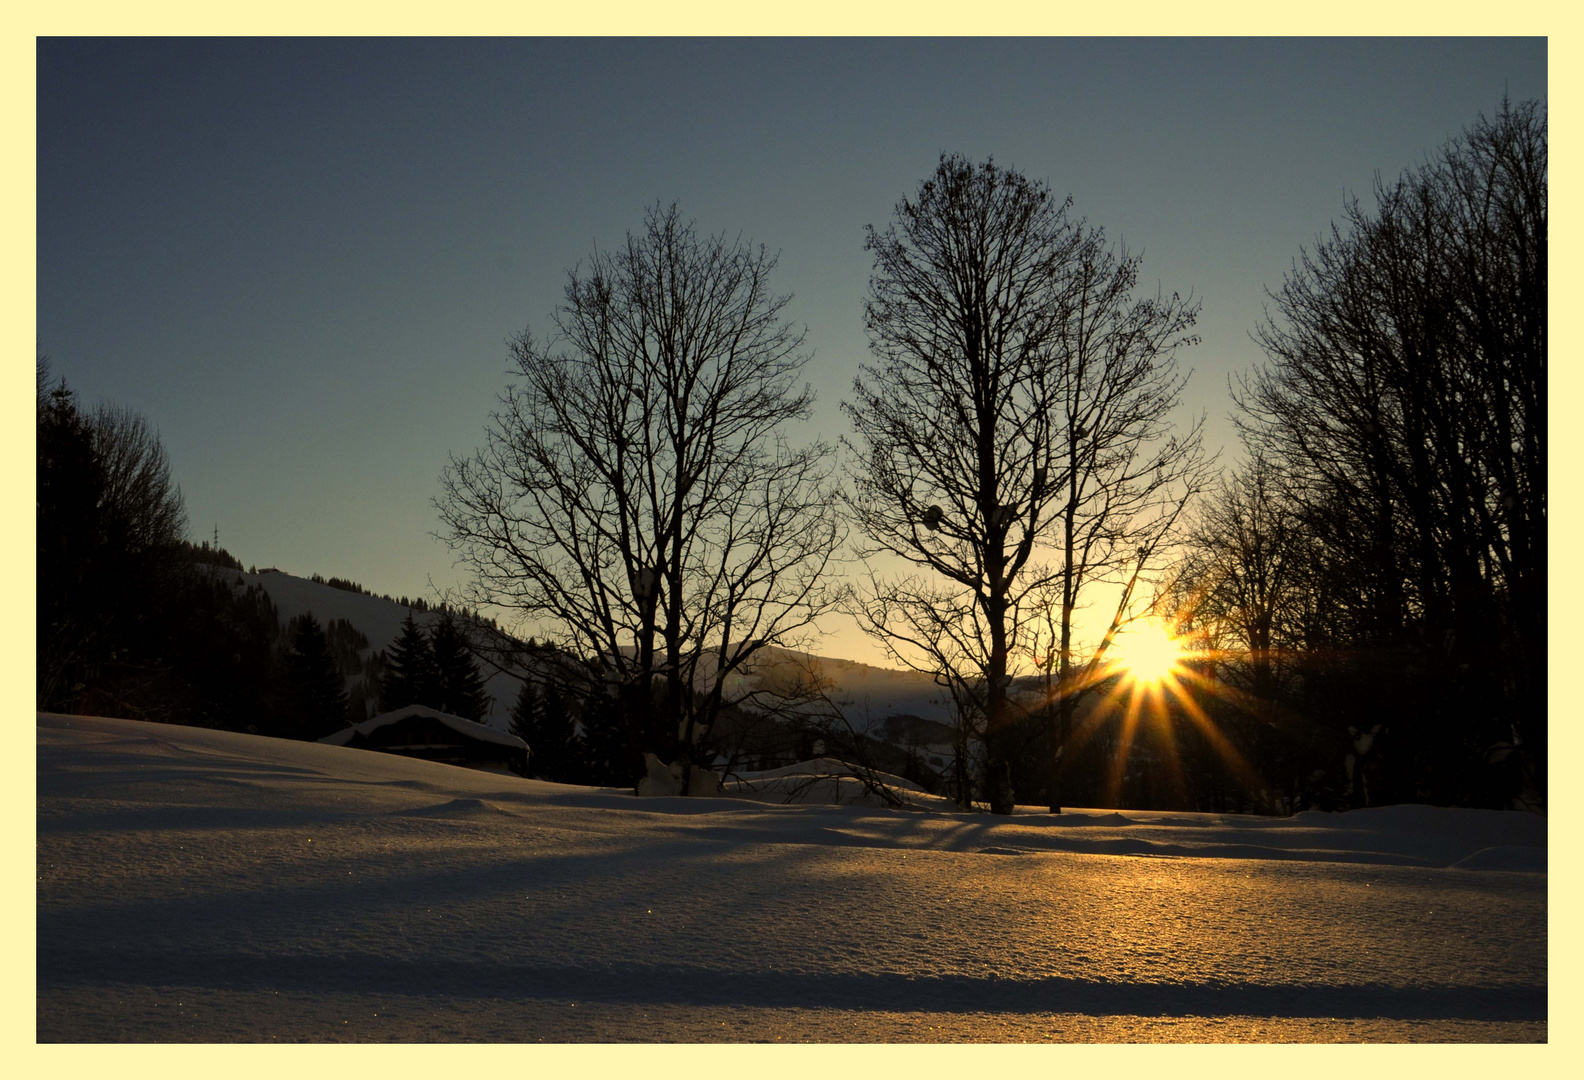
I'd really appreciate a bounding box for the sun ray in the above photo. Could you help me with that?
[1056,606,1313,811]
[1104,680,1149,805]
[1149,681,1191,802]
[1088,612,1282,809]
[1165,672,1267,794]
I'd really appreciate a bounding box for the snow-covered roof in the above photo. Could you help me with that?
[319,704,527,750]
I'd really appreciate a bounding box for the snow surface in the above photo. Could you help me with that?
[37,712,1548,1043]
[637,752,725,797]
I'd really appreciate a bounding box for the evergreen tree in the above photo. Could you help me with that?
[176,575,280,735]
[510,677,578,781]
[509,678,537,741]
[37,378,111,710]
[325,617,375,721]
[508,679,539,777]
[429,613,491,720]
[579,690,629,786]
[282,612,348,739]
[324,618,370,676]
[378,611,436,713]
[536,679,579,782]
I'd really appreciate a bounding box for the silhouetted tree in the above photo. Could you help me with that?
[324,618,370,675]
[173,573,282,735]
[318,617,375,723]
[509,677,580,781]
[429,613,491,720]
[281,613,348,739]
[508,679,538,774]
[37,363,191,716]
[183,538,245,571]
[439,202,843,790]
[378,612,436,713]
[1171,454,1315,709]
[844,155,1207,814]
[1237,99,1546,807]
[577,690,629,787]
[37,374,107,710]
[536,680,581,781]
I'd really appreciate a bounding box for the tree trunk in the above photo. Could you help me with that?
[985,605,1014,815]
[1051,483,1079,814]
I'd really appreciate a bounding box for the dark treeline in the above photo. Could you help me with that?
[995,102,1543,815]
[506,668,617,785]
[300,570,495,626]
[992,102,1545,815]
[377,611,492,720]
[499,656,940,794]
[1157,99,1546,812]
[35,364,493,740]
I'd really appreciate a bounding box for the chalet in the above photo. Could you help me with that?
[319,705,528,775]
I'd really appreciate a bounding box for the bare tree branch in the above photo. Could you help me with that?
[844,155,1210,814]
[438,203,845,790]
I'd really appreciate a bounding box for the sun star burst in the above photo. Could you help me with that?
[1114,620,1184,685]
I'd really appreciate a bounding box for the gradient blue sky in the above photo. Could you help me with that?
[36,37,1546,664]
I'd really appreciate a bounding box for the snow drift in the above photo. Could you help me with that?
[37,712,1547,1042]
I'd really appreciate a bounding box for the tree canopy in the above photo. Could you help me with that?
[845,155,1207,813]
[439,203,842,789]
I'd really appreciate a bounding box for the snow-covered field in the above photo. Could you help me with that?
[37,713,1547,1043]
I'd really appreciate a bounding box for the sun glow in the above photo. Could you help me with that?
[1060,611,1267,810]
[1112,620,1185,685]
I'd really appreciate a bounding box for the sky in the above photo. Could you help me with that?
[36,37,1547,666]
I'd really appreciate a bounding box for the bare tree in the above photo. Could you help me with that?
[1038,234,1211,813]
[90,403,190,561]
[438,204,843,790]
[1238,99,1546,806]
[845,155,1208,815]
[1170,453,1314,707]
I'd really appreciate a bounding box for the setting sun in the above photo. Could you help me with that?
[1113,621,1184,685]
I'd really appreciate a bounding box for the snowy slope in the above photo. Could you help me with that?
[235,569,524,729]
[238,569,425,660]
[37,713,1548,1043]
[746,648,1111,736]
[235,569,959,733]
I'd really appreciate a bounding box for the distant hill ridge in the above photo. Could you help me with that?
[232,568,955,732]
